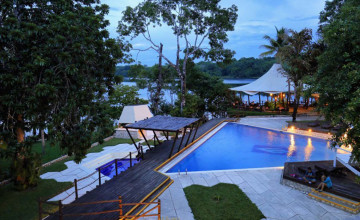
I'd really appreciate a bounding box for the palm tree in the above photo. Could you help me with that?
[260,27,291,110]
[279,28,313,122]
[260,27,288,61]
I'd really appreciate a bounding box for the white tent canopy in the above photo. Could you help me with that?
[118,104,153,124]
[230,64,293,95]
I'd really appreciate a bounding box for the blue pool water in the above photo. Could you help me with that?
[168,123,339,172]
[98,158,140,178]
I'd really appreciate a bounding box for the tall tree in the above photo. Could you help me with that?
[315,0,360,162]
[260,27,292,109]
[278,28,314,122]
[0,0,126,187]
[118,0,238,114]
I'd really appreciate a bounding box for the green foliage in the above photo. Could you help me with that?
[118,0,238,112]
[8,139,41,190]
[184,183,265,220]
[108,84,148,120]
[197,57,275,78]
[115,57,275,79]
[260,26,288,59]
[0,0,127,174]
[314,0,360,162]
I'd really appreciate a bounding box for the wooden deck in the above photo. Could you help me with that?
[47,118,227,219]
[283,160,360,202]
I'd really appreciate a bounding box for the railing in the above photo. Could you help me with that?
[38,151,138,215]
[38,197,161,220]
[73,152,135,200]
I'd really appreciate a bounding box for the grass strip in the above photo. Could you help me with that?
[184,183,265,220]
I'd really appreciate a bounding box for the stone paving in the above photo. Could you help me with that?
[157,169,360,220]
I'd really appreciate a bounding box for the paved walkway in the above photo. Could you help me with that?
[158,169,359,220]
[41,143,139,203]
[238,115,323,131]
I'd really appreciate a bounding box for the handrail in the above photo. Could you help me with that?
[73,152,133,199]
[38,196,161,220]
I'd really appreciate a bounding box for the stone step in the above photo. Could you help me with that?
[308,189,360,214]
[310,189,360,208]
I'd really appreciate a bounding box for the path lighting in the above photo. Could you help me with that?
[308,129,312,132]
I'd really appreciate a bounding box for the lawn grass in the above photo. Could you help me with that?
[184,183,265,220]
[0,179,72,220]
[0,138,140,220]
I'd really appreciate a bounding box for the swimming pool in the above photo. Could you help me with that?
[98,158,140,178]
[167,123,344,173]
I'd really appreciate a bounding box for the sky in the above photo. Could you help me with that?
[102,0,327,66]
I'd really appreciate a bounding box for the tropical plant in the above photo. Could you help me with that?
[118,0,238,114]
[0,0,127,187]
[314,0,360,162]
[260,27,288,61]
[278,28,314,121]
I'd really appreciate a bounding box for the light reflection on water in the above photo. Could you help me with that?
[304,138,314,161]
[287,134,296,158]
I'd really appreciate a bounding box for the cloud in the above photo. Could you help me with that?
[103,0,327,65]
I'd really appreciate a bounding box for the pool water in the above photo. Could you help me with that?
[98,158,140,178]
[167,123,344,172]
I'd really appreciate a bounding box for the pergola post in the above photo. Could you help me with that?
[168,131,179,158]
[153,130,161,146]
[139,129,152,150]
[163,131,169,140]
[184,124,195,147]
[126,127,139,151]
[191,121,201,142]
[177,128,187,152]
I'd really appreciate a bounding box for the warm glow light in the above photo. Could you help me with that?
[287,135,296,158]
[270,93,273,96]
[304,138,314,160]
[308,129,312,132]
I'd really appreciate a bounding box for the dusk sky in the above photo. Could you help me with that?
[102,0,327,66]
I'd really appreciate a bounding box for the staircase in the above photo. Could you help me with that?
[308,189,360,214]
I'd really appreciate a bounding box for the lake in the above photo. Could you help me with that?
[122,78,272,104]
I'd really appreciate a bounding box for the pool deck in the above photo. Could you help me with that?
[156,168,359,219]
[154,116,359,219]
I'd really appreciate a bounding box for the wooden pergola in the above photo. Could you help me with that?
[124,115,200,158]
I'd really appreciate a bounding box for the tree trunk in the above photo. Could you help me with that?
[287,79,291,111]
[153,43,164,115]
[41,129,45,155]
[16,114,25,143]
[292,82,299,122]
[180,73,186,114]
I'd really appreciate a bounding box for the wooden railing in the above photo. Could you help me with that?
[38,197,161,220]
[73,152,135,200]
